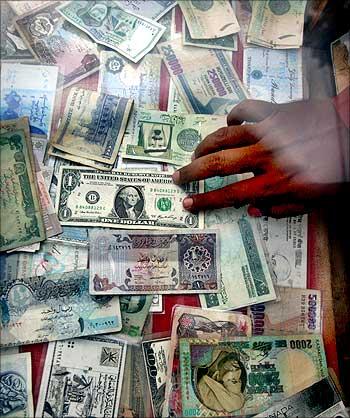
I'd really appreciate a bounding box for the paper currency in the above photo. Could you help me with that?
[6,243,40,254]
[246,288,322,335]
[116,0,176,21]
[48,226,89,246]
[31,136,48,164]
[150,294,163,313]
[1,241,88,280]
[164,306,252,418]
[142,338,171,418]
[89,229,220,295]
[243,48,303,103]
[0,269,122,347]
[118,344,153,418]
[331,31,350,94]
[0,129,45,252]
[7,1,51,15]
[123,110,226,166]
[0,63,58,138]
[98,50,162,140]
[179,0,240,39]
[158,38,248,114]
[201,176,276,310]
[0,2,34,61]
[120,295,153,337]
[258,215,308,288]
[254,377,349,418]
[50,88,133,167]
[167,80,189,113]
[55,167,204,230]
[232,0,252,48]
[247,0,307,49]
[57,1,166,63]
[179,335,328,417]
[15,2,100,88]
[0,352,34,418]
[183,20,238,51]
[36,337,127,418]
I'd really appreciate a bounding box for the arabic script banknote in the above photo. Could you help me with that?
[116,0,176,21]
[120,295,153,338]
[89,229,220,295]
[0,269,122,347]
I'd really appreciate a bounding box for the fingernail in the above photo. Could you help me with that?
[248,206,262,217]
[172,170,180,184]
[183,197,193,210]
[191,152,196,161]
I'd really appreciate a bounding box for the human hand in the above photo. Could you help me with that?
[172,98,349,218]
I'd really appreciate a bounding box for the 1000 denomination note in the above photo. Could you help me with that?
[158,38,248,115]
[56,167,203,229]
[36,337,127,418]
[57,1,166,63]
[123,110,226,166]
[0,269,122,347]
[51,88,133,167]
[89,229,220,295]
[180,335,328,417]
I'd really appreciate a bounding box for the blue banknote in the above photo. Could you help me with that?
[0,269,122,347]
[0,63,58,137]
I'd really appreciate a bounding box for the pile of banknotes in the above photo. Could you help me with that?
[1,1,348,417]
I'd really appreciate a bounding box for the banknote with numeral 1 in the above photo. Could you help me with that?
[36,337,127,418]
[89,229,220,295]
[55,167,204,230]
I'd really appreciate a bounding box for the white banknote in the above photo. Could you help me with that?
[36,337,127,418]
[116,0,176,21]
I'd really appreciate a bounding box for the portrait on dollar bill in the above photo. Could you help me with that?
[113,186,145,220]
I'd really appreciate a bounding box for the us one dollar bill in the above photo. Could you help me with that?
[36,337,127,418]
[247,0,307,49]
[158,37,248,114]
[0,352,34,418]
[164,306,252,418]
[179,0,240,39]
[119,295,153,338]
[123,110,226,166]
[57,1,166,63]
[0,129,45,252]
[14,1,100,88]
[55,166,204,230]
[245,287,322,336]
[254,376,349,418]
[116,0,176,21]
[179,335,328,417]
[89,229,220,295]
[50,87,133,167]
[0,269,122,347]
[142,337,171,418]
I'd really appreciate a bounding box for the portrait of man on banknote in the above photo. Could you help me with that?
[114,186,144,220]
[195,349,247,413]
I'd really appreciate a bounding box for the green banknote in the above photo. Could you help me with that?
[120,295,153,338]
[179,335,328,417]
[0,129,45,252]
[122,110,226,166]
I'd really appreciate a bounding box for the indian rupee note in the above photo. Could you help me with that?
[179,335,328,417]
[55,166,204,230]
[89,229,220,295]
[0,129,45,252]
[179,0,240,39]
[158,37,248,114]
[119,295,153,338]
[50,87,133,167]
[254,376,349,418]
[245,287,322,336]
[116,0,176,21]
[143,338,172,418]
[0,63,58,138]
[164,306,252,418]
[14,2,100,88]
[0,269,122,347]
[123,110,226,166]
[0,352,34,418]
[247,0,307,49]
[57,1,166,63]
[36,337,127,418]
